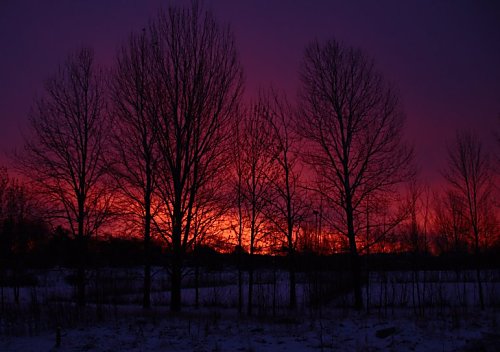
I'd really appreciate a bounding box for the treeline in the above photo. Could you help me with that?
[2,1,499,313]
[3,232,500,271]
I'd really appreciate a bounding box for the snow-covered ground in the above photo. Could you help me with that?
[2,307,499,351]
[1,267,500,351]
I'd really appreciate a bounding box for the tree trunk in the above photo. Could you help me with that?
[13,268,19,305]
[288,251,297,309]
[238,254,243,315]
[143,200,152,309]
[143,263,151,309]
[247,258,254,316]
[76,235,86,307]
[170,255,182,312]
[237,186,244,315]
[349,239,362,310]
[365,254,370,313]
[76,265,85,307]
[347,206,362,310]
[273,258,277,317]
[170,205,183,312]
[77,196,86,307]
[195,259,200,309]
[474,237,485,310]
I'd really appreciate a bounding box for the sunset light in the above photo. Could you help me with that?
[0,1,499,351]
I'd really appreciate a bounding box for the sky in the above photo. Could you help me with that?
[0,0,499,184]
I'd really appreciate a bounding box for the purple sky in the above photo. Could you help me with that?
[1,0,499,184]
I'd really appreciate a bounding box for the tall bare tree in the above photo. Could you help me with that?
[228,113,246,314]
[147,3,243,311]
[238,103,277,316]
[298,39,413,310]
[260,90,309,309]
[19,48,111,306]
[443,131,496,310]
[109,29,158,309]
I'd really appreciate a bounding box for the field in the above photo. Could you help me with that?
[1,266,500,351]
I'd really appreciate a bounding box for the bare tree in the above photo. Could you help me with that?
[229,114,246,314]
[400,179,432,316]
[432,188,471,306]
[443,131,496,310]
[18,48,111,306]
[147,2,243,311]
[237,103,277,316]
[433,190,469,255]
[260,90,309,309]
[401,180,431,255]
[109,29,158,309]
[298,39,414,310]
[189,178,231,308]
[2,179,48,304]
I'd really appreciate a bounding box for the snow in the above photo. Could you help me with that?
[1,268,500,351]
[1,308,499,351]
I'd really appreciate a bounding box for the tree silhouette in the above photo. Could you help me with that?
[147,2,243,312]
[260,90,309,309]
[2,178,48,303]
[443,131,496,310]
[240,103,278,316]
[401,179,431,315]
[229,113,246,314]
[190,177,231,308]
[19,48,112,306]
[298,39,413,310]
[110,29,158,309]
[433,190,469,255]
